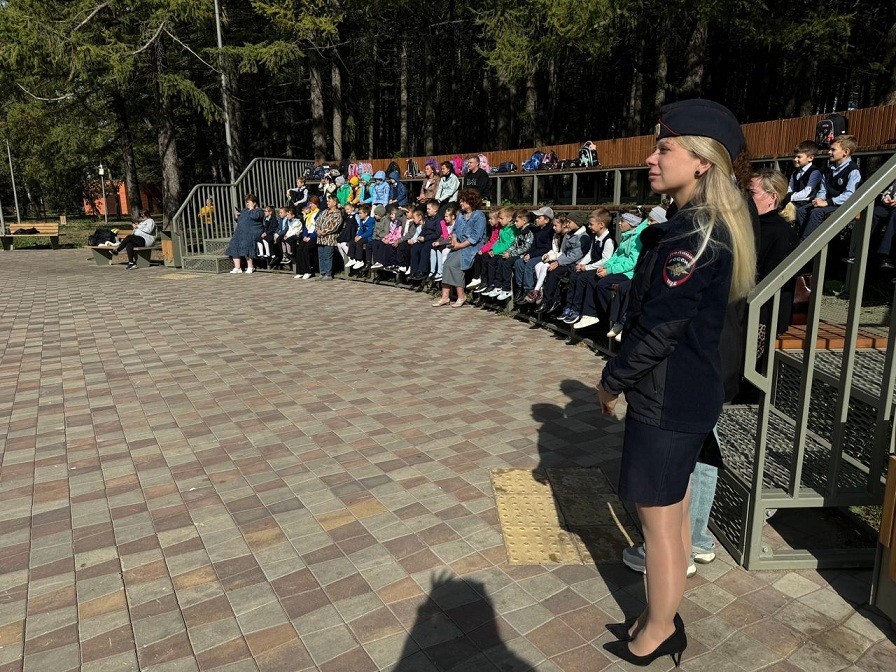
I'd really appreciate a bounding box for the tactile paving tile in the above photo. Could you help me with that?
[491,468,641,565]
[500,525,582,564]
[491,468,554,495]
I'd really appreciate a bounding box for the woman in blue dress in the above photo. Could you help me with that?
[227,194,264,274]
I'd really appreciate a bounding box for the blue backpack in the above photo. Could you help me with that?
[523,151,545,172]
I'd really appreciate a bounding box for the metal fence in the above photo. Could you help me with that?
[711,151,896,569]
[171,158,315,262]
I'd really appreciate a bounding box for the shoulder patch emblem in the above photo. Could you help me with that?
[663,249,696,287]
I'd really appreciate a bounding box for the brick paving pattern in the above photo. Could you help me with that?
[0,249,893,672]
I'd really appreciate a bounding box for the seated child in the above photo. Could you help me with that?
[411,200,442,279]
[527,217,566,304]
[395,206,425,273]
[538,215,591,315]
[469,210,501,290]
[270,206,290,267]
[364,205,390,269]
[873,179,896,269]
[257,205,278,258]
[573,211,647,330]
[347,204,374,269]
[476,207,515,296]
[559,208,615,323]
[800,135,861,241]
[371,208,405,269]
[487,210,533,299]
[786,140,822,230]
[338,202,357,262]
[430,204,458,280]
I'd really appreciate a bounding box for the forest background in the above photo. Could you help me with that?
[0,0,894,225]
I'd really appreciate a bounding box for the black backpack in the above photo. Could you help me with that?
[815,113,849,149]
[87,227,117,245]
[386,160,401,177]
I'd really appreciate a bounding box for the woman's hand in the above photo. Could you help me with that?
[548,261,559,271]
[354,236,361,242]
[597,382,619,415]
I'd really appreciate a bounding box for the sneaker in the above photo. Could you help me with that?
[321,275,334,281]
[245,267,254,274]
[125,262,137,270]
[614,332,623,342]
[302,273,311,279]
[485,288,501,298]
[229,268,242,274]
[623,545,697,578]
[399,267,409,273]
[496,290,512,301]
[881,259,895,270]
[573,315,600,330]
[692,548,716,564]
[294,274,302,279]
[473,284,490,294]
[371,262,384,269]
[843,257,856,264]
[466,278,481,290]
[563,311,580,324]
[559,308,572,320]
[434,274,442,281]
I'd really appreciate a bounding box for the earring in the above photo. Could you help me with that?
[694,170,702,179]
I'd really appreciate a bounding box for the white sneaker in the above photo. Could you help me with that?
[573,315,600,330]
[229,268,242,274]
[466,278,481,289]
[434,274,442,280]
[692,549,716,564]
[302,273,311,279]
[399,267,409,273]
[615,332,623,342]
[371,262,384,269]
[349,260,362,269]
[245,267,254,274]
[294,274,302,279]
[622,545,697,578]
[496,290,511,301]
[485,288,501,298]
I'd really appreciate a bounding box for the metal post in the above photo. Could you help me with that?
[6,140,21,225]
[613,169,622,205]
[98,164,108,226]
[0,195,5,235]
[214,0,237,196]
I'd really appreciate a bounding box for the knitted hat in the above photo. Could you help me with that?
[649,206,668,223]
[621,213,642,227]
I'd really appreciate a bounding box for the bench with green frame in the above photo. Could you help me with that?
[1,223,60,250]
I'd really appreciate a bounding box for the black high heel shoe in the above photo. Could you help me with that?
[605,615,639,641]
[602,613,686,668]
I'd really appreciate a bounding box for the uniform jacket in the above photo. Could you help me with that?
[600,207,734,433]
[420,215,442,243]
[356,215,375,241]
[524,223,554,259]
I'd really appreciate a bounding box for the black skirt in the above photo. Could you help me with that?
[618,417,708,506]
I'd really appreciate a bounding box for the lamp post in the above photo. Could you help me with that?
[213,0,236,189]
[98,163,108,226]
[6,139,21,226]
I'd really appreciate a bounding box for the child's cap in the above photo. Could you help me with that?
[649,207,667,223]
[349,176,360,185]
[532,206,554,219]
[374,205,386,217]
[621,213,641,227]
[335,176,345,185]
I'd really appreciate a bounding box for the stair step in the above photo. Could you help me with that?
[204,240,229,255]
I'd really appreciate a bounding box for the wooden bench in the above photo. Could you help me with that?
[1,223,60,250]
[88,230,158,268]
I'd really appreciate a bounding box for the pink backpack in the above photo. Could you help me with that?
[358,161,373,176]
[451,156,464,175]
[347,163,359,178]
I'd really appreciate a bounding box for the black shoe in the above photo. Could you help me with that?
[544,300,561,315]
[513,292,526,303]
[603,614,686,668]
[111,248,120,256]
[606,616,639,641]
[125,262,137,270]
[843,256,856,264]
[881,259,895,270]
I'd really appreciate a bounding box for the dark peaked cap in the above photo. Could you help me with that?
[656,99,746,161]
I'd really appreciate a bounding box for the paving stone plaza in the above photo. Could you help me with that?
[0,249,893,672]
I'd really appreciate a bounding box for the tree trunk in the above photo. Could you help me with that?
[154,38,181,228]
[654,43,668,112]
[399,40,408,155]
[110,91,142,216]
[525,74,539,146]
[495,74,513,150]
[628,39,644,135]
[880,23,896,104]
[679,20,707,96]
[331,58,343,161]
[309,51,327,161]
[423,47,435,155]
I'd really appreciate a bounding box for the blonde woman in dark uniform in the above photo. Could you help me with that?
[598,100,756,667]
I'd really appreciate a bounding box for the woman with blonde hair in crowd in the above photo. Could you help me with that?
[598,100,756,667]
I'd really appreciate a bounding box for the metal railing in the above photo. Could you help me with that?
[171,158,315,262]
[712,151,896,569]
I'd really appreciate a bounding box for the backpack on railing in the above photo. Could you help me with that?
[347,163,359,179]
[494,161,517,173]
[541,150,559,170]
[405,159,422,178]
[523,151,545,171]
[358,162,373,176]
[815,113,849,149]
[579,141,600,167]
[386,160,401,176]
[558,159,579,169]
